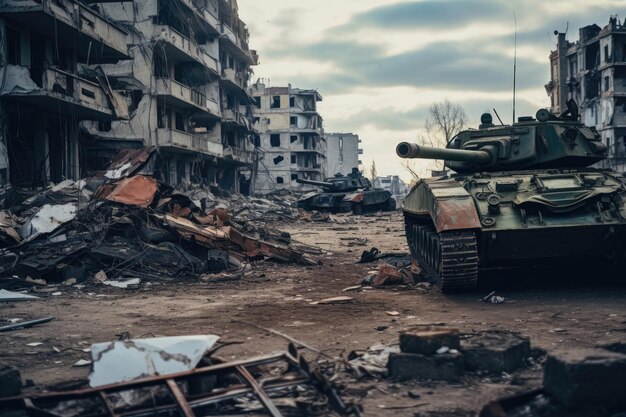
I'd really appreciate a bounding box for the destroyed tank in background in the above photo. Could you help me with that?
[296,168,396,214]
[397,100,626,292]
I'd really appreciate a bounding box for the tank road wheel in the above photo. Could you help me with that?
[385,198,397,211]
[352,203,364,215]
[405,217,478,292]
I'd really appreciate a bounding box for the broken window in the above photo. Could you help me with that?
[271,96,281,108]
[291,155,297,164]
[129,90,143,113]
[290,135,298,143]
[605,76,610,91]
[291,173,298,181]
[225,94,234,109]
[270,134,280,147]
[586,42,600,70]
[253,96,261,108]
[289,97,295,107]
[175,112,185,131]
[616,67,626,87]
[273,155,284,165]
[7,28,21,65]
[276,176,284,184]
[290,116,297,126]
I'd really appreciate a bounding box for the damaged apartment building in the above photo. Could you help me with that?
[0,0,130,191]
[0,0,259,195]
[325,132,362,177]
[251,82,326,194]
[547,16,626,172]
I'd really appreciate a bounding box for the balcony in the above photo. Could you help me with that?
[157,128,223,156]
[290,126,323,135]
[154,78,221,120]
[2,65,127,120]
[153,26,219,76]
[223,146,255,164]
[290,144,324,155]
[220,68,247,93]
[0,0,128,63]
[222,108,253,131]
[219,23,256,64]
[178,0,220,35]
[296,166,323,173]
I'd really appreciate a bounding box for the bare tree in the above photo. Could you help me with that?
[423,99,468,145]
[421,99,468,168]
[370,160,378,182]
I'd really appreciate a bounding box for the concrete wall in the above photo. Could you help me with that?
[326,133,360,177]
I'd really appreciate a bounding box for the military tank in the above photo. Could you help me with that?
[296,168,396,214]
[397,100,626,292]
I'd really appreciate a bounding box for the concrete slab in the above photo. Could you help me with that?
[461,330,530,373]
[543,348,626,408]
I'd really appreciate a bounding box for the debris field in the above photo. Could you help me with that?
[0,149,626,416]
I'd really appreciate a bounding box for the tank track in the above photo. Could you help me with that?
[405,218,479,292]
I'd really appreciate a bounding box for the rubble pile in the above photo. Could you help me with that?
[0,147,316,287]
[0,337,361,417]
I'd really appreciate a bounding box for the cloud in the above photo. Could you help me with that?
[337,0,510,31]
[266,39,547,94]
[238,0,624,180]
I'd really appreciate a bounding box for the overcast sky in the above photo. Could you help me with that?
[238,0,624,180]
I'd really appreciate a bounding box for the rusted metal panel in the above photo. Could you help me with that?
[434,198,481,232]
[404,180,480,232]
[96,175,158,207]
[96,146,156,179]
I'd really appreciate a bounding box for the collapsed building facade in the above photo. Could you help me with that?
[0,0,259,196]
[0,0,130,192]
[250,82,326,194]
[325,132,362,177]
[547,16,626,172]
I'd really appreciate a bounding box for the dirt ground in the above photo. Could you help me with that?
[2,211,626,416]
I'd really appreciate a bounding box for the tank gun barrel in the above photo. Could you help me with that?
[296,178,336,188]
[396,142,494,165]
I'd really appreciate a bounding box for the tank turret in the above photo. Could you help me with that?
[397,105,608,174]
[296,178,341,190]
[296,170,372,192]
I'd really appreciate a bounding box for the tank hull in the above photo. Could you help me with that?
[298,190,396,214]
[403,168,626,291]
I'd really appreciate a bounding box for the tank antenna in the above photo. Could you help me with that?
[512,11,517,124]
[493,108,505,125]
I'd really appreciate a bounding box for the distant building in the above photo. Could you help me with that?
[546,17,626,172]
[250,82,325,193]
[325,133,362,177]
[374,175,408,201]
